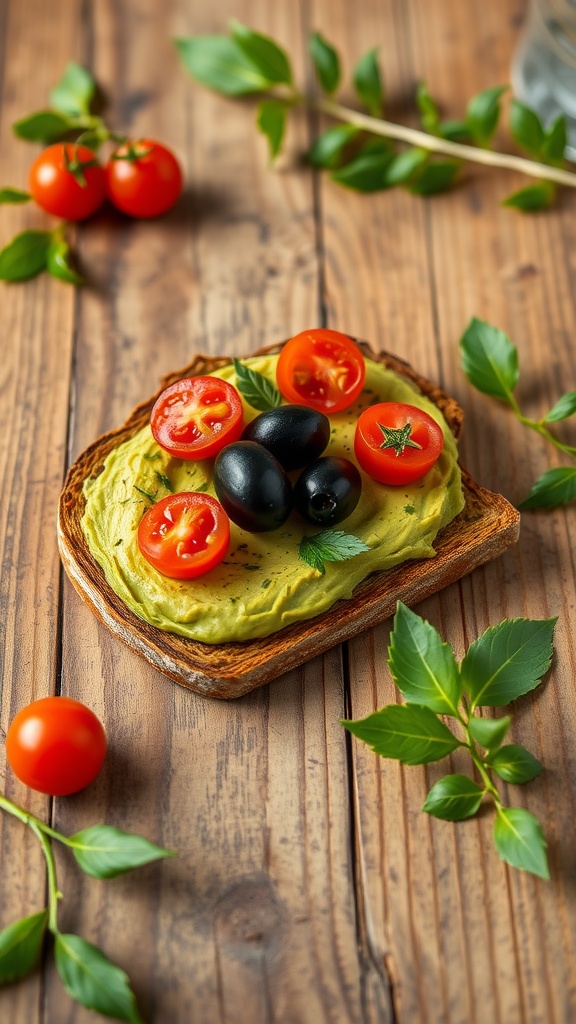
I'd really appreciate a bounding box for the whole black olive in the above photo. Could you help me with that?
[294,456,362,526]
[241,405,330,471]
[213,441,293,532]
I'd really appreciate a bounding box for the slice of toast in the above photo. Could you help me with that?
[58,341,520,698]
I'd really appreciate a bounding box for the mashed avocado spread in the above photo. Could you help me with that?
[81,356,464,643]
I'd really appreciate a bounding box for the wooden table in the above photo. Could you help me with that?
[1,0,576,1021]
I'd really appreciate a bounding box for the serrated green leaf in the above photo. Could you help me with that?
[488,744,543,783]
[466,85,507,145]
[544,391,576,422]
[461,617,556,709]
[307,124,360,169]
[519,467,576,509]
[416,82,440,134]
[423,774,484,820]
[0,231,51,282]
[299,530,370,575]
[388,602,462,715]
[231,21,292,86]
[175,36,270,95]
[256,99,286,160]
[382,147,429,186]
[541,114,567,163]
[309,32,341,94]
[353,48,384,117]
[459,316,519,402]
[0,909,48,984]
[331,141,393,192]
[47,240,84,285]
[0,188,31,204]
[468,714,511,752]
[408,160,459,195]
[510,99,545,155]
[493,806,549,879]
[503,181,555,212]
[50,62,95,117]
[55,933,143,1023]
[342,703,461,765]
[12,109,74,143]
[233,358,281,411]
[69,824,174,879]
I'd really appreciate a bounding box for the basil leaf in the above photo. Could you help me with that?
[388,602,462,715]
[69,824,174,879]
[309,32,341,94]
[541,114,567,163]
[47,240,84,285]
[0,188,31,204]
[468,714,511,752]
[503,181,555,212]
[416,82,440,134]
[461,617,556,708]
[299,530,370,575]
[256,99,286,160]
[0,909,48,984]
[510,99,545,156]
[0,230,51,281]
[233,358,281,411]
[382,147,429,186]
[438,119,472,142]
[231,21,292,86]
[408,160,459,195]
[175,36,270,95]
[50,62,95,117]
[55,933,143,1023]
[353,48,384,117]
[12,110,74,143]
[459,316,519,402]
[331,142,393,192]
[544,391,576,422]
[493,807,549,879]
[519,466,576,509]
[488,744,543,783]
[308,124,359,169]
[342,703,461,765]
[465,85,507,145]
[423,774,484,820]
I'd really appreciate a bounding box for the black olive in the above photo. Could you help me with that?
[241,405,330,470]
[294,456,362,526]
[213,441,293,532]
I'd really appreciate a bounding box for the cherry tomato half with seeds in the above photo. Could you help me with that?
[276,328,366,414]
[137,492,230,580]
[6,697,107,796]
[106,139,183,218]
[28,143,106,221]
[151,376,244,460]
[354,402,444,485]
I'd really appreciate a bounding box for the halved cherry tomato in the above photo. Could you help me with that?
[137,492,230,580]
[276,328,366,414]
[354,402,444,485]
[150,376,244,460]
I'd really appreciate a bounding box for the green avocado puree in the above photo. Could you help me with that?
[81,356,464,643]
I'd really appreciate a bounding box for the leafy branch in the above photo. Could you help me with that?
[460,318,576,508]
[0,793,174,1021]
[175,23,576,209]
[342,602,556,879]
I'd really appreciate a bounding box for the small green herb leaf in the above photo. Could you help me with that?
[382,148,429,187]
[0,188,31,204]
[12,110,74,143]
[510,99,545,155]
[408,160,459,195]
[459,316,519,402]
[50,62,95,117]
[544,391,576,422]
[175,36,270,95]
[299,529,370,575]
[353,48,384,117]
[331,141,393,192]
[134,485,156,503]
[493,806,549,879]
[309,32,341,94]
[423,774,484,820]
[488,744,543,783]
[461,617,556,709]
[468,714,511,752]
[155,472,173,493]
[308,124,360,169]
[388,602,462,715]
[465,85,507,145]
[233,358,281,411]
[342,704,461,765]
[519,467,576,509]
[0,231,51,282]
[69,824,174,879]
[438,119,472,142]
[256,99,286,160]
[231,21,292,86]
[55,933,143,1023]
[0,909,48,984]
[47,240,84,285]
[416,82,440,134]
[541,114,567,163]
[503,181,555,212]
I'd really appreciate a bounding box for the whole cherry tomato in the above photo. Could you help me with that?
[105,139,183,218]
[276,328,366,414]
[137,492,230,579]
[150,375,244,460]
[28,143,106,221]
[6,697,107,796]
[354,402,444,485]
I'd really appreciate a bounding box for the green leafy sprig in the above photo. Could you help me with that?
[233,358,282,411]
[298,529,370,574]
[460,317,576,508]
[175,23,576,207]
[0,793,173,1021]
[342,602,555,879]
